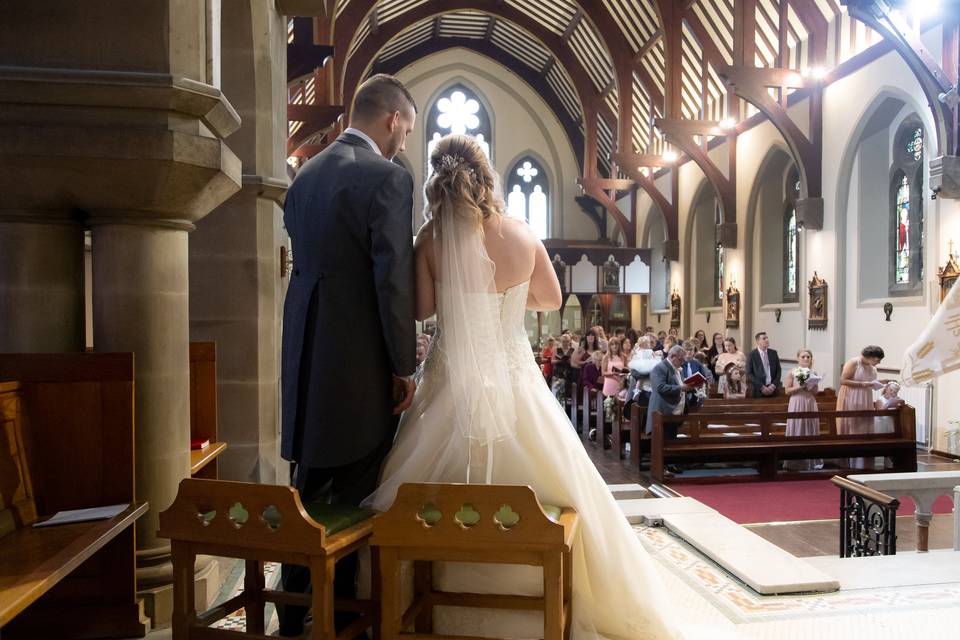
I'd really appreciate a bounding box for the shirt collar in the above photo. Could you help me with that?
[343,127,382,156]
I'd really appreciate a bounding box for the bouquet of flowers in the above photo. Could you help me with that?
[603,395,617,422]
[551,378,566,404]
[793,367,811,386]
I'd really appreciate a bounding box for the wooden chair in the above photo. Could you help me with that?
[372,483,578,640]
[158,479,379,640]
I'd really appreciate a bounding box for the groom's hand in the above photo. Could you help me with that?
[393,374,416,414]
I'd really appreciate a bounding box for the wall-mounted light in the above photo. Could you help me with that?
[718,117,737,130]
[662,150,679,163]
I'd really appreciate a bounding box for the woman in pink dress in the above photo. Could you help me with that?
[601,336,627,398]
[837,345,886,468]
[784,348,822,471]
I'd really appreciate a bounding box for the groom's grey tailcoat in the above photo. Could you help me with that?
[281,133,416,469]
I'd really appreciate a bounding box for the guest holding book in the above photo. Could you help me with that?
[837,345,886,468]
[579,350,604,392]
[714,337,746,379]
[601,337,628,398]
[680,339,711,408]
[784,348,823,471]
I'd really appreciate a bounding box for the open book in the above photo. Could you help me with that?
[33,503,129,528]
[804,373,822,390]
[683,371,707,387]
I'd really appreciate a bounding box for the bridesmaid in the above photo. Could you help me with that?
[601,337,627,398]
[837,345,886,468]
[784,348,822,471]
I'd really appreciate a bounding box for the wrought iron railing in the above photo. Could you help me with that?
[832,476,899,557]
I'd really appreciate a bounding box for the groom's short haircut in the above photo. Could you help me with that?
[352,74,417,121]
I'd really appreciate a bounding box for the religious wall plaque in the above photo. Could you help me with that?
[601,255,620,292]
[808,272,828,330]
[725,284,740,329]
[670,289,681,328]
[938,247,959,302]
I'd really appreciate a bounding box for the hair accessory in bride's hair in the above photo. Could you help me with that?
[433,153,475,177]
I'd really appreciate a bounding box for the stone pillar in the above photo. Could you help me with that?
[0,2,243,626]
[0,215,84,352]
[91,221,193,550]
[189,0,289,485]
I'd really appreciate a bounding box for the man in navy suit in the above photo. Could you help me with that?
[279,74,418,636]
[746,331,783,397]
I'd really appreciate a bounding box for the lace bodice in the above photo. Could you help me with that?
[421,280,541,381]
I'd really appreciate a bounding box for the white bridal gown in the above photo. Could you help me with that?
[363,279,680,640]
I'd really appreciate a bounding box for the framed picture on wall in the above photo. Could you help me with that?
[725,285,740,328]
[808,272,828,330]
[669,289,681,328]
[938,250,959,302]
[601,256,620,292]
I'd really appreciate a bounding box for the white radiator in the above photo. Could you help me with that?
[875,382,932,448]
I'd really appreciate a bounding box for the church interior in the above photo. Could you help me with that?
[3,0,960,638]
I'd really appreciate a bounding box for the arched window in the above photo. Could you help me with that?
[714,202,724,307]
[889,120,924,293]
[426,84,491,177]
[783,166,800,302]
[506,155,550,239]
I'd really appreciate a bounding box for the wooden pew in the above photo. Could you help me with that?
[189,342,227,478]
[0,353,149,638]
[609,399,642,466]
[650,405,918,483]
[567,382,579,435]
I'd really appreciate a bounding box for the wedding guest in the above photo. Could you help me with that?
[717,363,746,399]
[579,350,604,392]
[626,327,639,348]
[551,334,575,392]
[837,345,886,468]
[647,346,693,453]
[621,336,634,365]
[692,329,708,350]
[541,336,556,383]
[874,381,905,433]
[667,327,679,339]
[572,330,599,385]
[746,331,782,397]
[706,332,725,370]
[662,335,678,353]
[784,348,822,471]
[602,337,628,398]
[714,337,746,378]
[594,326,609,353]
[415,333,431,366]
[680,340,711,408]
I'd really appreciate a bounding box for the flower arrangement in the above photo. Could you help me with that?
[792,367,811,387]
[603,395,617,422]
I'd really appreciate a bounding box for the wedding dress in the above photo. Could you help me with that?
[363,213,679,639]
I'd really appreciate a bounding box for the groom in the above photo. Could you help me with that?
[279,74,418,636]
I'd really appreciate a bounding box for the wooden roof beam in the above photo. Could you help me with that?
[561,9,583,44]
[718,65,824,227]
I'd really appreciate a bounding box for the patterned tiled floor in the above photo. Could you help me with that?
[209,560,281,633]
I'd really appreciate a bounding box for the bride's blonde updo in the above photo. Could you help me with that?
[424,134,504,227]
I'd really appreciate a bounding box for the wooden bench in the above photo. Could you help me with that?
[581,386,603,445]
[189,342,227,478]
[158,478,378,640]
[650,405,918,483]
[0,353,149,639]
[372,483,578,640]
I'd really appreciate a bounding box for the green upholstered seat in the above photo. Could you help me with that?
[303,503,375,536]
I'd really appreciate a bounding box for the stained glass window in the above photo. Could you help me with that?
[715,241,725,306]
[507,155,550,239]
[785,207,798,295]
[425,84,491,177]
[906,127,923,162]
[895,173,911,284]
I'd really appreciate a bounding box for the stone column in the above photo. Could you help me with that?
[0,215,84,352]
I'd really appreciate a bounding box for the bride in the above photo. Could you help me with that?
[363,134,679,639]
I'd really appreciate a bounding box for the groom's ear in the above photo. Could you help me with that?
[387,110,401,132]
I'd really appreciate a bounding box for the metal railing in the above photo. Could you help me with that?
[832,476,899,557]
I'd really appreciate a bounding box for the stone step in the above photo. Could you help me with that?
[617,496,716,525]
[663,511,840,595]
[607,483,650,501]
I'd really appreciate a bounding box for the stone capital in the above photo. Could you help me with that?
[241,174,289,206]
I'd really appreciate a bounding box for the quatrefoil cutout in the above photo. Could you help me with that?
[197,510,216,526]
[228,502,250,528]
[454,503,480,529]
[494,504,521,530]
[261,505,282,532]
[416,502,442,528]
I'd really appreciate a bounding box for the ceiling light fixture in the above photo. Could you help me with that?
[662,150,679,163]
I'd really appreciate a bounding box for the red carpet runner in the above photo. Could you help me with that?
[676,479,955,524]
